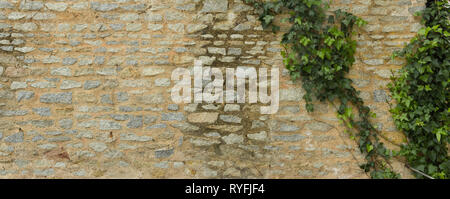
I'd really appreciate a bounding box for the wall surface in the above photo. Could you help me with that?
[0,0,425,178]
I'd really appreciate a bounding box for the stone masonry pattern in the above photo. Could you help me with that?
[0,0,425,178]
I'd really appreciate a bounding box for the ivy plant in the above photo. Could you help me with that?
[389,0,449,179]
[245,0,399,178]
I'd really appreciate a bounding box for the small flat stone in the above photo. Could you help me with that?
[208,125,243,133]
[4,132,24,143]
[222,133,244,144]
[187,112,219,123]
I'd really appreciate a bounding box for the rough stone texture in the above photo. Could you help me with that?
[201,0,228,13]
[4,132,24,143]
[0,0,419,179]
[40,93,72,104]
[187,112,219,123]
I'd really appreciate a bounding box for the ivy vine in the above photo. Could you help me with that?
[389,0,449,179]
[245,0,400,178]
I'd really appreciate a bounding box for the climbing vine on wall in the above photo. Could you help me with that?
[245,0,399,178]
[389,0,449,179]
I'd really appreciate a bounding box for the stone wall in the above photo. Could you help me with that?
[0,0,425,178]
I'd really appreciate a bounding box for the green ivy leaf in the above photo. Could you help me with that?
[367,144,374,153]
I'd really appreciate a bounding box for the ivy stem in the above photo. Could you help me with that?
[407,165,435,179]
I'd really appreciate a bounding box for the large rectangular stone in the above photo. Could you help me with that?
[201,0,228,12]
[40,92,72,104]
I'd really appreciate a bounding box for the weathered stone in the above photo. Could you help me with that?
[34,169,54,177]
[89,142,107,152]
[374,90,390,102]
[37,144,57,150]
[45,2,67,11]
[208,47,226,55]
[135,94,164,105]
[202,104,220,110]
[10,82,27,90]
[40,92,72,104]
[20,1,43,11]
[33,108,51,116]
[247,131,267,141]
[43,56,61,64]
[305,122,333,132]
[251,120,265,129]
[273,134,305,142]
[219,115,242,124]
[91,2,118,12]
[207,125,243,133]
[174,2,195,10]
[187,24,208,33]
[201,0,228,12]
[46,131,63,136]
[168,104,179,111]
[148,24,163,31]
[97,68,117,76]
[73,169,86,177]
[190,138,220,147]
[233,23,251,31]
[31,120,54,128]
[171,123,200,132]
[187,112,219,123]
[58,119,73,129]
[161,113,185,121]
[4,132,24,143]
[32,135,45,142]
[31,81,56,89]
[127,116,143,129]
[224,167,241,177]
[32,13,56,20]
[146,123,167,129]
[155,148,174,158]
[15,47,35,53]
[142,115,157,124]
[168,23,184,33]
[62,57,77,65]
[83,80,102,90]
[279,124,300,132]
[60,80,82,90]
[51,67,72,76]
[0,110,28,117]
[183,104,198,112]
[16,91,34,102]
[222,134,244,144]
[120,133,152,142]
[224,104,240,112]
[114,92,128,102]
[100,94,113,104]
[4,67,26,77]
[48,136,71,142]
[364,59,384,66]
[142,67,164,76]
[228,48,242,55]
[99,120,122,130]
[153,161,169,169]
[383,25,405,32]
[0,1,14,9]
[121,80,151,88]
[120,13,139,21]
[198,56,216,65]
[280,88,304,102]
[0,90,14,99]
[126,23,142,31]
[144,14,163,22]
